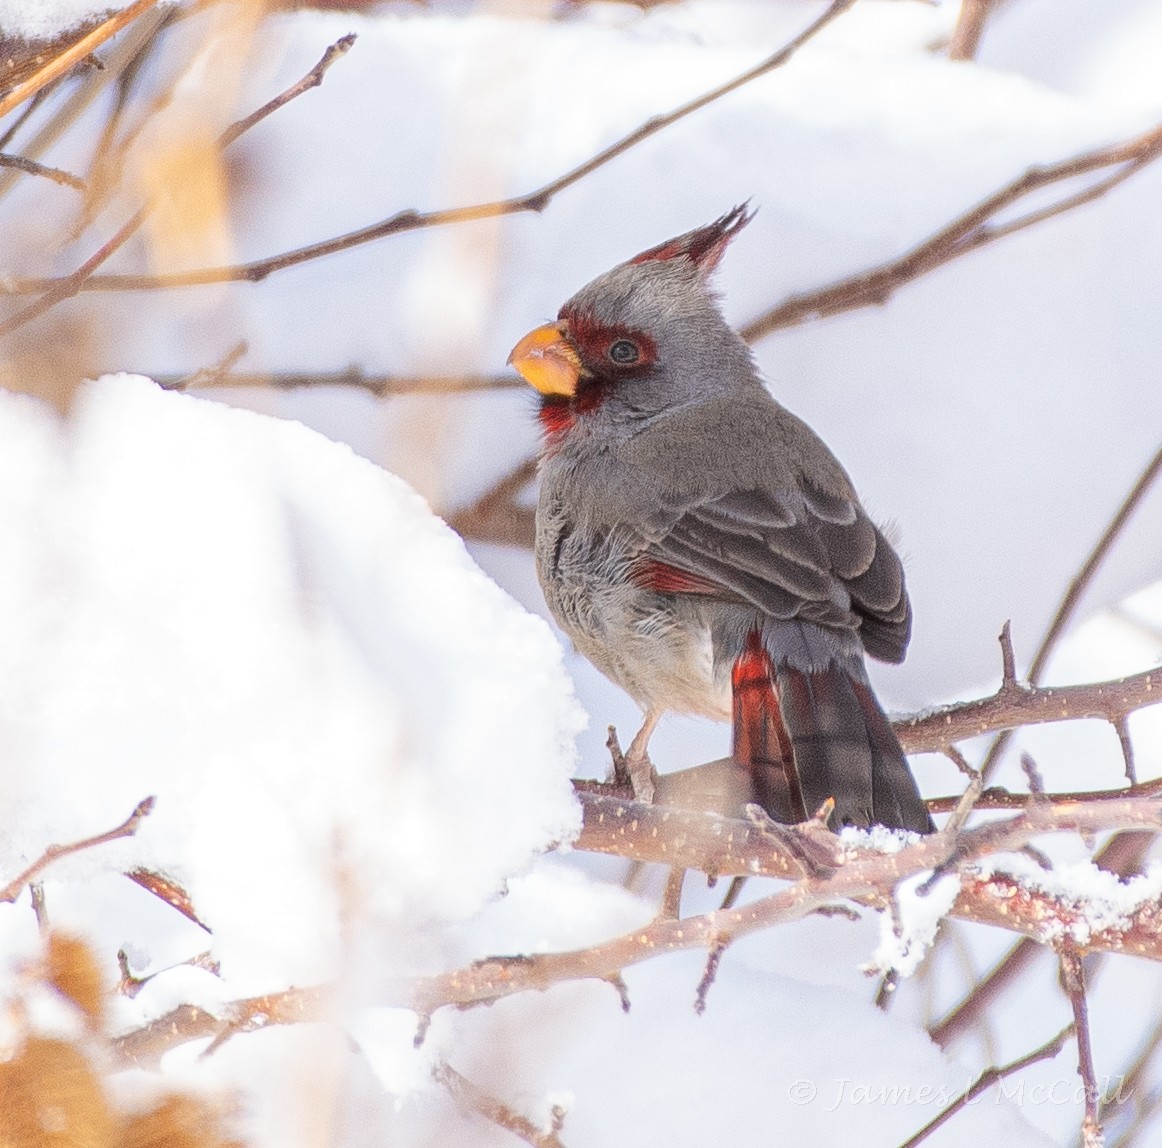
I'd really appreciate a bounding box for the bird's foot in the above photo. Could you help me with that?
[624,748,658,804]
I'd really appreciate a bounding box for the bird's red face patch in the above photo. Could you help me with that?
[536,308,659,447]
[557,307,658,380]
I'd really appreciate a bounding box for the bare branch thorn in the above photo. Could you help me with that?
[1020,752,1048,802]
[695,937,729,1015]
[604,973,631,1014]
[413,1013,431,1049]
[999,620,1019,690]
[1114,715,1137,785]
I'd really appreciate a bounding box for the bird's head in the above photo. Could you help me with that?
[508,205,758,437]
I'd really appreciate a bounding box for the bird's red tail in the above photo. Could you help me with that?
[731,632,807,823]
[731,631,933,833]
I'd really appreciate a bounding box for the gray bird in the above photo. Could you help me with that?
[507,207,932,834]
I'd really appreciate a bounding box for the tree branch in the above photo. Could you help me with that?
[3,0,856,294]
[446,458,539,550]
[738,120,1162,341]
[0,797,154,904]
[435,1061,568,1148]
[0,151,85,189]
[947,0,997,62]
[154,367,521,397]
[897,1023,1075,1148]
[896,664,1160,756]
[109,792,1162,1068]
[1061,949,1105,1148]
[0,0,163,121]
[0,33,356,337]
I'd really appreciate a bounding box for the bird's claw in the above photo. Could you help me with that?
[625,750,658,804]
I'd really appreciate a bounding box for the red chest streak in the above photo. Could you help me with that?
[538,402,576,442]
[537,387,607,451]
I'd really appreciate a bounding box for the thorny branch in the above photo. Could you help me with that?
[896,664,1160,760]
[112,792,1162,1071]
[980,440,1162,782]
[928,439,1162,1054]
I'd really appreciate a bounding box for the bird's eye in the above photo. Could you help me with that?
[608,339,640,365]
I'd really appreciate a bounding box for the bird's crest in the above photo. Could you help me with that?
[629,203,754,277]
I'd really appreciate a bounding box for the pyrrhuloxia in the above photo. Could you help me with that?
[508,207,932,834]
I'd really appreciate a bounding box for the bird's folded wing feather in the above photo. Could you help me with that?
[637,486,911,663]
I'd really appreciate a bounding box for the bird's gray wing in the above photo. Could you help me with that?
[639,485,911,663]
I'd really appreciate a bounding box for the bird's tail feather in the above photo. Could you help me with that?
[730,634,806,823]
[731,640,932,834]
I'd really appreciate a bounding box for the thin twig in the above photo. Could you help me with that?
[0,86,50,151]
[695,937,728,1014]
[947,0,997,61]
[978,441,1162,781]
[158,340,249,391]
[1061,950,1105,1147]
[435,1061,568,1148]
[0,33,356,338]
[739,122,1162,341]
[218,33,355,148]
[895,665,1161,757]
[898,1023,1075,1148]
[0,152,85,189]
[0,797,155,904]
[152,367,521,396]
[7,0,856,293]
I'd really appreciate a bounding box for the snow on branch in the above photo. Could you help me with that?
[110,789,1162,1076]
[0,797,154,905]
[0,0,163,121]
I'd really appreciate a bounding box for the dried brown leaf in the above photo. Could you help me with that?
[45,934,105,1028]
[0,1036,114,1148]
[120,1094,243,1148]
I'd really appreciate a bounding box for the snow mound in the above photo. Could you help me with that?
[0,375,583,991]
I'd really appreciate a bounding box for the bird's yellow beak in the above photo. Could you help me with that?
[507,322,582,398]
